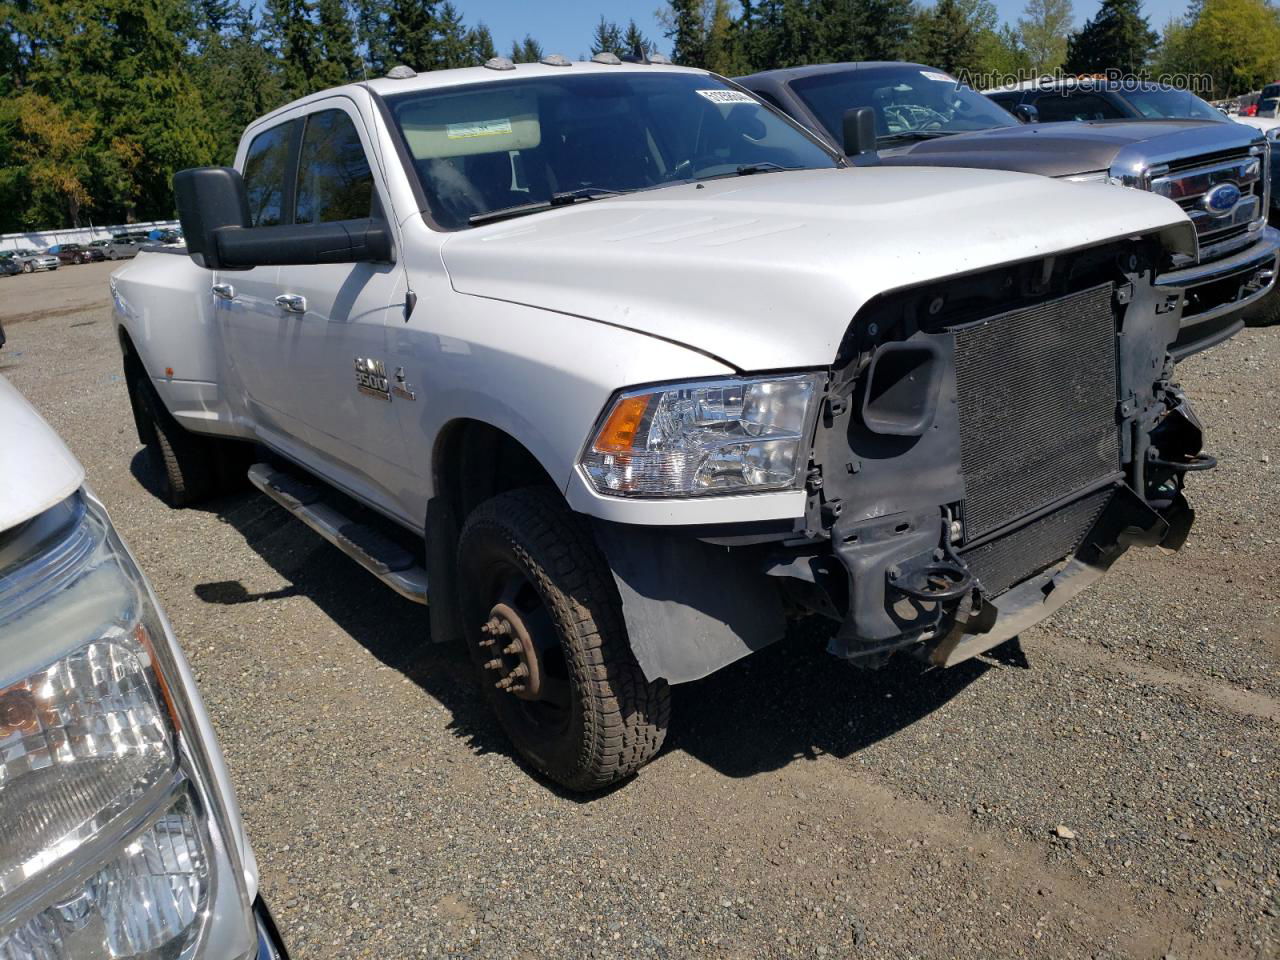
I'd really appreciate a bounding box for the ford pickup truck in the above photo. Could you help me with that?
[738,62,1280,342]
[112,57,1214,790]
[0,376,286,959]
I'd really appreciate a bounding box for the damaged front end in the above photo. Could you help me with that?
[792,235,1208,668]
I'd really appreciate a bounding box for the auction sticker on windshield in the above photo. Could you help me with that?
[696,89,757,105]
[920,71,955,83]
[447,119,514,139]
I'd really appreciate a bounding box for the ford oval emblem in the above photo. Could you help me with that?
[1203,183,1242,213]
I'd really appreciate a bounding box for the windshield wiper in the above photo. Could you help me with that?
[469,188,623,226]
[733,161,797,175]
[876,131,955,144]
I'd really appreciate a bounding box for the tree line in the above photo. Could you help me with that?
[665,0,1280,93]
[2,0,1279,234]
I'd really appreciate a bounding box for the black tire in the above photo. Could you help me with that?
[457,488,670,791]
[1242,287,1280,327]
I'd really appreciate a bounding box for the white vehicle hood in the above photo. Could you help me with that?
[0,375,84,533]
[441,166,1194,370]
[1234,116,1280,134]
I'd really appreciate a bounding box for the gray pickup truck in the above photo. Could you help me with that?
[739,62,1280,349]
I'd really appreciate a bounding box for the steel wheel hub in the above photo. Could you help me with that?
[479,601,542,700]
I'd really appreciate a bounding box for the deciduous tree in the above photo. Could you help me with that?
[1018,0,1073,74]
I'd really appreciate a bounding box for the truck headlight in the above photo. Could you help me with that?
[580,374,821,497]
[0,492,256,958]
[1062,171,1114,185]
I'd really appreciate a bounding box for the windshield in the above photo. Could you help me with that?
[386,72,838,229]
[790,66,1018,143]
[1120,87,1224,121]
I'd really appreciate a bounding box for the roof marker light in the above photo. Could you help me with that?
[591,52,621,65]
[385,64,416,79]
[483,57,515,71]
[541,54,572,67]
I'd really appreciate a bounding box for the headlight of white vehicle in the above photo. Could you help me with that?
[0,492,257,959]
[1062,171,1114,184]
[580,374,822,497]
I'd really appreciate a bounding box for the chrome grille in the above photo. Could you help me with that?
[1150,149,1267,256]
[952,283,1120,541]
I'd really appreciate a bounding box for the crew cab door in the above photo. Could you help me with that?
[219,98,413,513]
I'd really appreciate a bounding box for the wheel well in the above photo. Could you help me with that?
[434,419,558,522]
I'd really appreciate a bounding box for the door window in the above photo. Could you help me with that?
[242,121,296,226]
[294,109,375,223]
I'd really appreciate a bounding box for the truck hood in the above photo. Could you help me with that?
[0,375,84,533]
[440,167,1193,370]
[880,119,1262,178]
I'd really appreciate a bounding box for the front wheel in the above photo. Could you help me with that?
[22,262,31,273]
[457,488,670,791]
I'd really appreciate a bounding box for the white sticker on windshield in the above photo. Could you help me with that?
[920,71,955,83]
[446,118,514,139]
[696,89,758,105]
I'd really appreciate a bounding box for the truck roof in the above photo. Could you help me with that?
[253,59,709,128]
[0,375,84,533]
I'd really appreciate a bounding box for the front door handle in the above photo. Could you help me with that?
[275,294,306,314]
[212,282,235,300]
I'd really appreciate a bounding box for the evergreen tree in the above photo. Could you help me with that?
[816,0,913,63]
[466,22,497,63]
[623,19,657,58]
[314,0,361,87]
[704,0,739,72]
[911,0,999,73]
[435,1,469,67]
[352,0,391,74]
[265,0,320,95]
[1018,0,1073,74]
[386,0,437,70]
[1064,0,1158,74]
[666,0,709,66]
[591,16,625,56]
[510,34,543,63]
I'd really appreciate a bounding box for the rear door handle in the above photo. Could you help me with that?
[275,294,306,314]
[212,282,235,300]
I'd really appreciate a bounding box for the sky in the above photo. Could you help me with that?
[460,0,1196,63]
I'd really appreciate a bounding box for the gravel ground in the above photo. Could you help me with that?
[2,261,1277,960]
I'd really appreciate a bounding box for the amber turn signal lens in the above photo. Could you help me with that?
[593,394,651,454]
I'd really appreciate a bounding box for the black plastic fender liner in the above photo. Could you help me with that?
[590,519,787,684]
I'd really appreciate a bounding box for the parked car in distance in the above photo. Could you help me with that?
[1257,83,1279,118]
[115,59,1214,791]
[0,255,20,277]
[103,234,145,259]
[986,78,1226,123]
[0,374,288,960]
[56,241,106,265]
[10,248,59,272]
[738,62,1280,342]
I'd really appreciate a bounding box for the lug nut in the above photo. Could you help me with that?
[483,658,503,671]
[502,641,521,655]
[509,663,529,680]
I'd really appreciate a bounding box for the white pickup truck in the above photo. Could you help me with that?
[112,58,1214,790]
[0,377,286,959]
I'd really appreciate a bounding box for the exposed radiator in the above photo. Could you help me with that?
[961,486,1115,598]
[952,282,1120,541]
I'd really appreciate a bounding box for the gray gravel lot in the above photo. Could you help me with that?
[2,261,1277,959]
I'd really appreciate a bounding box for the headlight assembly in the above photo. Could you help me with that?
[1062,171,1114,184]
[580,373,822,497]
[0,492,256,959]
